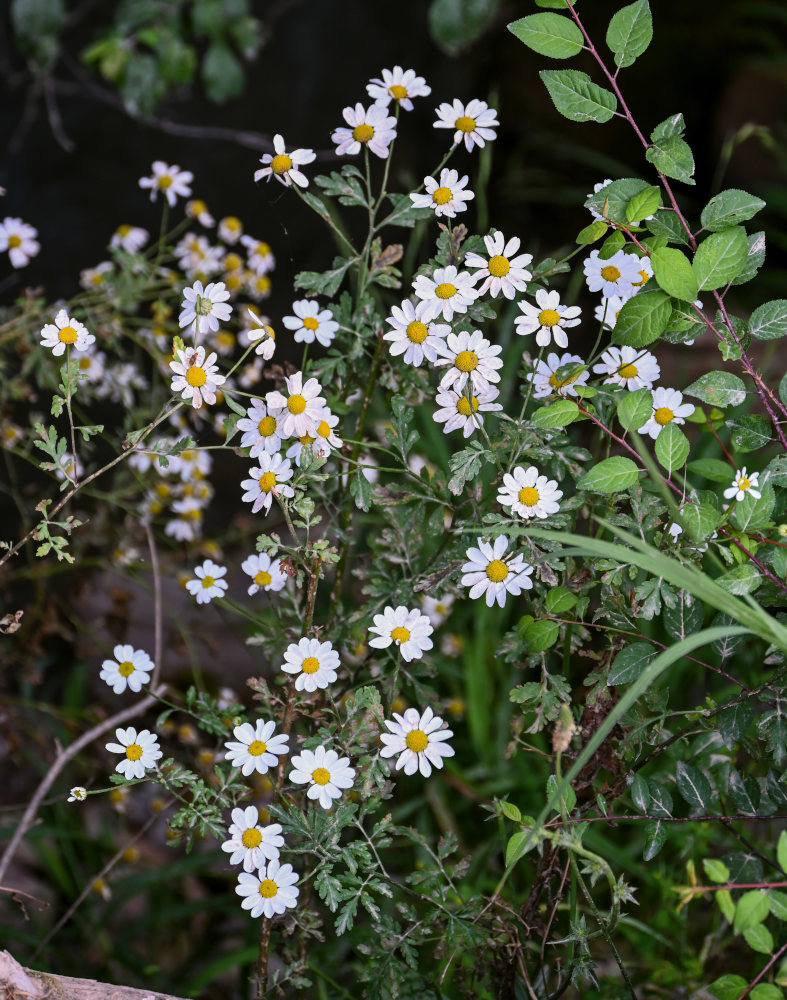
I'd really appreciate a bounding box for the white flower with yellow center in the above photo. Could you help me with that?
[235,860,299,918]
[286,432,319,467]
[637,387,695,440]
[185,558,228,605]
[242,237,275,275]
[241,452,294,515]
[255,133,316,188]
[0,216,40,268]
[367,66,431,110]
[593,295,627,330]
[106,727,162,780]
[179,279,232,335]
[433,329,503,394]
[630,256,654,291]
[247,272,272,301]
[420,593,455,627]
[80,261,113,290]
[283,299,339,347]
[368,606,434,662]
[173,234,223,277]
[241,552,288,595]
[412,264,479,322]
[384,298,448,367]
[245,308,276,360]
[592,345,660,390]
[465,231,533,299]
[433,384,502,437]
[186,199,215,227]
[409,168,475,219]
[218,216,243,244]
[222,806,284,871]
[100,644,154,694]
[724,467,762,503]
[169,345,225,408]
[332,103,397,159]
[281,637,340,692]
[515,289,581,348]
[527,352,589,399]
[237,398,285,457]
[224,719,289,776]
[461,536,534,608]
[313,409,343,459]
[497,466,563,521]
[40,309,95,357]
[110,224,149,253]
[266,370,326,438]
[138,160,193,207]
[433,98,498,152]
[583,249,642,299]
[68,786,87,803]
[380,707,454,777]
[289,745,355,809]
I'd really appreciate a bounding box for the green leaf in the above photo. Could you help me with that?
[294,256,354,298]
[768,889,787,919]
[718,564,762,596]
[652,112,686,141]
[733,889,770,932]
[709,976,749,1000]
[521,618,560,653]
[350,469,372,512]
[630,774,650,811]
[578,455,639,493]
[612,289,672,347]
[547,774,576,812]
[676,761,713,812]
[693,227,748,291]
[748,299,787,341]
[750,986,784,1000]
[576,220,608,244]
[655,423,690,473]
[201,43,244,103]
[586,178,650,223]
[539,69,618,124]
[685,371,747,408]
[506,830,534,867]
[716,889,735,922]
[428,0,502,56]
[650,247,698,301]
[643,819,666,860]
[731,231,766,286]
[729,414,772,452]
[779,830,787,873]
[606,0,652,68]
[608,641,655,685]
[530,398,586,428]
[545,586,577,614]
[625,184,660,222]
[701,188,766,232]
[646,135,696,185]
[703,858,731,883]
[688,458,737,483]
[743,923,774,955]
[616,387,653,431]
[507,13,583,58]
[662,590,703,641]
[534,0,576,7]
[500,800,522,822]
[680,502,719,542]
[647,208,691,245]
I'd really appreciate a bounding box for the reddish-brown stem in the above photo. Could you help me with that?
[737,938,787,1000]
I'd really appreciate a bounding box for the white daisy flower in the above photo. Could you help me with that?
[76,349,107,386]
[265,370,326,438]
[313,410,343,458]
[368,606,434,662]
[514,289,581,348]
[637,387,695,439]
[40,309,95,356]
[433,98,498,152]
[724,467,762,503]
[67,787,87,803]
[173,234,222,276]
[246,272,272,301]
[380,706,455,777]
[583,249,642,299]
[465,231,533,299]
[237,398,285,457]
[80,261,113,290]
[241,552,288,595]
[332,103,397,159]
[185,559,228,604]
[235,860,299,918]
[218,216,243,244]
[433,384,502,437]
[178,280,232,335]
[384,299,448,367]
[54,451,83,484]
[420,594,455,627]
[281,637,340,692]
[185,199,215,227]
[527,352,589,399]
[630,255,654,290]
[366,66,431,110]
[254,133,316,188]
[242,238,275,276]
[110,224,149,253]
[593,295,627,330]
[138,161,193,207]
[412,265,479,322]
[169,345,225,408]
[289,745,355,809]
[240,452,295,515]
[592,346,660,390]
[99,644,154,694]
[497,466,563,520]
[433,329,503,394]
[409,168,475,219]
[282,299,339,347]
[244,308,276,360]
[587,178,613,221]
[0,216,40,268]
[461,536,534,608]
[222,806,284,871]
[106,727,162,780]
[224,719,289,776]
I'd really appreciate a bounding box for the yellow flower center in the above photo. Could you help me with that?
[248,740,267,756]
[117,224,132,236]
[254,569,272,586]
[256,275,272,293]
[654,406,674,426]
[299,433,315,445]
[242,827,262,848]
[158,174,173,189]
[455,350,478,372]
[489,254,510,277]
[258,415,277,437]
[126,743,143,761]
[391,625,411,644]
[189,199,207,215]
[633,269,651,287]
[259,879,277,898]
[225,273,242,292]
[202,575,215,588]
[405,729,428,752]
[455,115,476,133]
[288,393,307,414]
[317,420,332,438]
[389,84,407,99]
[224,252,243,271]
[312,767,331,785]
[8,234,22,248]
[456,395,479,416]
[353,123,375,143]
[485,559,509,582]
[617,362,638,379]
[301,656,320,674]
[259,471,277,492]
[406,320,428,343]
[600,264,621,282]
[271,153,293,174]
[739,477,750,490]
[538,308,560,328]
[118,660,135,677]
[518,486,540,507]
[302,316,319,331]
[435,282,456,299]
[432,186,452,205]
[549,368,579,390]
[186,365,207,387]
[90,272,105,285]
[58,325,78,344]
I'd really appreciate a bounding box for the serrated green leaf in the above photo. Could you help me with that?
[646,135,696,185]
[612,289,672,347]
[693,227,748,291]
[522,618,560,653]
[688,458,737,483]
[578,455,639,493]
[531,398,585,428]
[733,889,770,933]
[676,760,713,812]
[650,247,698,301]
[701,188,766,232]
[508,13,583,58]
[606,0,652,68]
[731,231,766,286]
[617,387,653,431]
[685,371,747,408]
[703,858,731,884]
[545,586,577,614]
[586,177,649,222]
[608,641,655,684]
[729,414,772,452]
[576,219,608,244]
[655,423,690,473]
[743,923,774,955]
[350,469,372,512]
[748,299,787,341]
[625,184,660,222]
[679,502,719,542]
[749,985,784,1000]
[709,975,749,1000]
[539,69,618,124]
[652,112,686,141]
[500,800,522,822]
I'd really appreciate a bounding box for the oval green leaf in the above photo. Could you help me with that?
[508,13,583,58]
[578,455,639,493]
[612,289,672,347]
